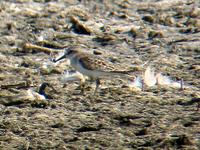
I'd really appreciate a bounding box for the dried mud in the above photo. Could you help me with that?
[0,0,200,150]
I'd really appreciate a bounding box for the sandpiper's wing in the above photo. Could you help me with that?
[77,52,135,76]
[78,53,116,72]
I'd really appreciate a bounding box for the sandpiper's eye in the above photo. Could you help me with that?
[66,49,73,55]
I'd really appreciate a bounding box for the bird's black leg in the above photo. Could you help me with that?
[94,78,100,95]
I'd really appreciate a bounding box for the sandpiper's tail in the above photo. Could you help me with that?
[106,70,136,79]
[110,69,135,74]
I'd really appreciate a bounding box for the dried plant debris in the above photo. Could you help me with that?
[69,16,92,35]
[128,66,193,91]
[0,0,199,150]
[23,43,62,54]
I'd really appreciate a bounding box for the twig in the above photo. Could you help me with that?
[0,81,31,89]
[141,79,144,91]
[180,78,184,90]
[23,43,63,54]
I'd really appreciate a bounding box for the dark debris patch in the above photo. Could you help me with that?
[113,114,145,126]
[177,97,200,111]
[157,134,194,149]
[30,100,48,108]
[50,122,64,128]
[76,124,103,133]
[135,128,148,136]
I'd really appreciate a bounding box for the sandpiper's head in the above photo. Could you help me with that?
[53,46,78,62]
[64,46,78,57]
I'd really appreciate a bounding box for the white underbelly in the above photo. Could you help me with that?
[71,62,108,79]
[76,65,106,78]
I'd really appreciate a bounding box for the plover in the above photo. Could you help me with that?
[53,46,135,94]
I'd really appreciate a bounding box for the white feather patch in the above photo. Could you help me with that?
[144,66,157,87]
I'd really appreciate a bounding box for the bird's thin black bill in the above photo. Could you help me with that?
[53,54,65,62]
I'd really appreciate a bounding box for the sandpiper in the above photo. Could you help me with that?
[53,46,135,94]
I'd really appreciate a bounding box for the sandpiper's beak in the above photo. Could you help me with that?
[52,53,66,62]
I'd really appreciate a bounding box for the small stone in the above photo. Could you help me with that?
[93,50,102,55]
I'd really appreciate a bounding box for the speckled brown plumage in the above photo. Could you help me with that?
[78,53,116,72]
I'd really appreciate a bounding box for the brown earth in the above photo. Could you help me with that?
[0,0,200,149]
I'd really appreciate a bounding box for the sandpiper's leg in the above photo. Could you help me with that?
[80,82,86,95]
[79,74,86,95]
[94,78,100,95]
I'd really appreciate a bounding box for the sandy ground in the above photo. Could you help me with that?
[0,0,200,149]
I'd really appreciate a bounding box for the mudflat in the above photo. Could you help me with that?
[0,0,199,149]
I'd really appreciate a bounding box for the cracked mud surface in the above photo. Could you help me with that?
[0,0,200,149]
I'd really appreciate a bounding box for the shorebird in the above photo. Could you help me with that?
[53,46,135,94]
